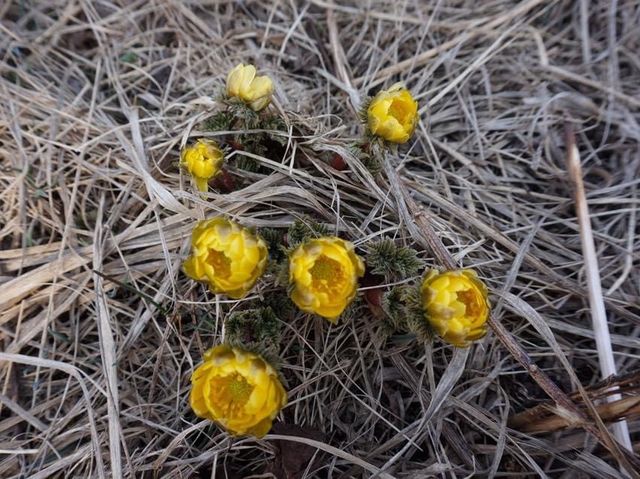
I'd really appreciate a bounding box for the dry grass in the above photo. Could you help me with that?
[1,0,639,477]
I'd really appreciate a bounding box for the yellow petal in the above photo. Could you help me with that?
[249,96,270,111]
[194,176,208,192]
[226,63,245,96]
[238,64,257,96]
[183,256,205,281]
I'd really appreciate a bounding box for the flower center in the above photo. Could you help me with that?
[226,374,254,402]
[206,249,231,278]
[456,288,482,318]
[309,255,345,293]
[209,373,254,419]
[389,98,411,125]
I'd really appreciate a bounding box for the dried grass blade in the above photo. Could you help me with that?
[564,122,632,452]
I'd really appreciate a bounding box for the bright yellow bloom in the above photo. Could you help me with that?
[180,139,224,192]
[289,237,365,322]
[367,83,418,143]
[190,344,287,438]
[183,217,268,299]
[421,269,490,347]
[226,63,274,111]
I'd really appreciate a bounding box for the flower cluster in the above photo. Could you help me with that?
[176,63,491,440]
[179,63,275,193]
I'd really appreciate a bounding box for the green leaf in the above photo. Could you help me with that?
[365,239,423,280]
[203,111,234,131]
[120,52,138,64]
[382,284,432,342]
[225,307,283,364]
[286,217,330,249]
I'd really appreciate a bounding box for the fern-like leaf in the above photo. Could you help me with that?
[286,217,330,249]
[365,239,423,280]
[225,307,282,362]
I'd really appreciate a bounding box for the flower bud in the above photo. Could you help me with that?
[226,63,274,111]
[421,269,490,347]
[367,83,418,143]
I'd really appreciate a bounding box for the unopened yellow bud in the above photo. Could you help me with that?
[226,63,274,111]
[367,83,418,143]
[180,139,224,192]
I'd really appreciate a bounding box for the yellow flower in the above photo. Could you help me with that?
[420,269,490,347]
[183,217,268,299]
[190,344,287,438]
[367,83,418,143]
[226,63,274,111]
[289,237,365,322]
[180,139,224,192]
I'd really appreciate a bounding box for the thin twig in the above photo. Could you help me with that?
[564,121,632,452]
